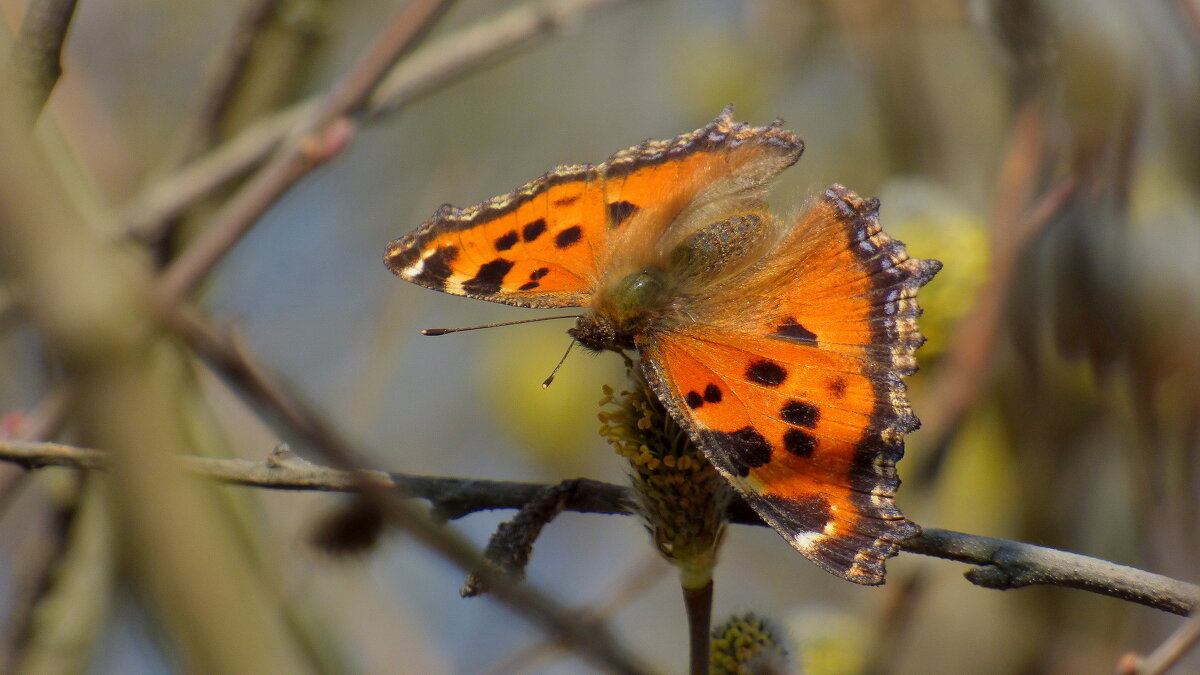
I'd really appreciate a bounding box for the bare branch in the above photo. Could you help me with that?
[121,0,632,241]
[365,0,631,120]
[178,0,281,162]
[0,387,73,520]
[1118,611,1200,675]
[165,308,648,674]
[1,83,647,671]
[3,439,1196,618]
[1,0,80,117]
[154,0,456,307]
[901,530,1200,616]
[915,106,1074,482]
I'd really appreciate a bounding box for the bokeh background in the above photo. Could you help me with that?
[1,0,1199,673]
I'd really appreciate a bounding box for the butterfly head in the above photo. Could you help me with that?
[569,267,669,353]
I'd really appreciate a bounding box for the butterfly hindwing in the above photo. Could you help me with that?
[383,107,804,309]
[640,186,939,584]
[642,330,916,583]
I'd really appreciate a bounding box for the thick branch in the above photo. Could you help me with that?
[3,440,1196,617]
[2,0,80,116]
[901,528,1199,617]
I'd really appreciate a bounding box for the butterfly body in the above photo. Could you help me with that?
[571,211,778,353]
[386,108,940,584]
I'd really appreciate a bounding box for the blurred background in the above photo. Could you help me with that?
[1,0,1198,672]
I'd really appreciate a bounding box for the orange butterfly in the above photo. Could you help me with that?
[385,107,940,584]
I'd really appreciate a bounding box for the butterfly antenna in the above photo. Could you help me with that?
[541,339,577,388]
[421,314,581,336]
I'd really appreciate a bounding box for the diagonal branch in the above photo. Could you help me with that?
[154,0,456,307]
[2,0,80,117]
[1117,610,1200,675]
[177,0,281,162]
[163,308,647,674]
[2,439,1196,618]
[121,0,633,241]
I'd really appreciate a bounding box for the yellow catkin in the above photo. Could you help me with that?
[709,613,788,675]
[597,365,731,586]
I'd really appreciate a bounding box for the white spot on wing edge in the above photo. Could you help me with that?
[792,530,824,553]
[400,258,423,279]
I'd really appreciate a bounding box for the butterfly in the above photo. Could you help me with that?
[385,107,940,584]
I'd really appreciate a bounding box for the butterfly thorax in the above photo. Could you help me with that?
[570,212,776,353]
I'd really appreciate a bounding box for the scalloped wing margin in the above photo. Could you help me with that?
[383,107,804,309]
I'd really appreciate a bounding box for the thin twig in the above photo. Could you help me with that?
[1,0,80,117]
[915,105,1075,482]
[178,0,281,162]
[0,387,73,523]
[365,0,629,120]
[167,308,647,674]
[121,0,631,241]
[486,553,667,675]
[0,387,77,669]
[2,439,1197,618]
[1136,611,1200,674]
[154,0,455,308]
[1178,0,1200,46]
[463,481,580,597]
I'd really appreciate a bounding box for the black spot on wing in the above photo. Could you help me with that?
[518,281,539,291]
[462,258,514,295]
[412,245,457,290]
[522,219,547,242]
[554,196,579,206]
[746,360,787,387]
[780,400,819,428]
[530,267,550,281]
[783,428,816,458]
[686,391,704,409]
[555,225,583,248]
[775,317,817,344]
[827,377,847,399]
[708,426,773,477]
[494,230,519,251]
[607,200,638,227]
[703,383,722,403]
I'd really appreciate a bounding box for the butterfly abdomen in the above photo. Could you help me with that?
[669,213,776,284]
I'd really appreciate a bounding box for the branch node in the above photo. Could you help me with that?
[298,117,356,165]
[1114,652,1141,675]
[964,565,1018,590]
[266,442,300,468]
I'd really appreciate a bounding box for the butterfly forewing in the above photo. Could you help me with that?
[383,107,805,309]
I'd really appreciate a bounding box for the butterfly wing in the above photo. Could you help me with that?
[384,106,803,308]
[640,185,940,584]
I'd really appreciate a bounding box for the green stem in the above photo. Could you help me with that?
[682,580,714,675]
